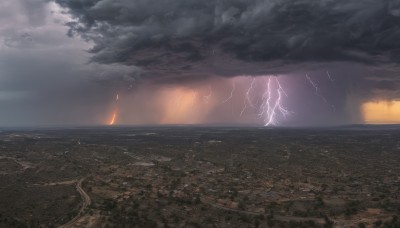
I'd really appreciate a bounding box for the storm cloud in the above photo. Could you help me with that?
[0,0,139,126]
[1,0,399,126]
[56,0,400,78]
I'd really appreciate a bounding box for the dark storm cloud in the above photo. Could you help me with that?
[1,0,399,126]
[56,0,400,78]
[0,1,140,126]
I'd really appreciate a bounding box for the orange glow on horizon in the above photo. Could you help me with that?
[109,112,117,125]
[108,92,119,125]
[362,100,400,124]
[158,87,216,124]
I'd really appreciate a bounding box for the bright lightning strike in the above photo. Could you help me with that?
[261,77,274,126]
[108,93,119,125]
[257,76,291,126]
[258,77,272,119]
[276,77,288,98]
[109,112,117,125]
[275,78,291,118]
[266,86,282,126]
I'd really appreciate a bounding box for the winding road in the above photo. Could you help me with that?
[59,178,91,228]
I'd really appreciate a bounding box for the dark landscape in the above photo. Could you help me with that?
[3,0,400,227]
[0,126,399,227]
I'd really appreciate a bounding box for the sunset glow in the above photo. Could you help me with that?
[159,87,214,124]
[362,100,400,124]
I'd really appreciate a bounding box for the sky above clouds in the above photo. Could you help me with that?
[1,0,400,126]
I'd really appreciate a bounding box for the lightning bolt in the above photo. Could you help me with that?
[264,78,277,126]
[305,74,336,112]
[275,78,291,118]
[108,93,120,125]
[240,78,256,116]
[326,71,335,82]
[258,76,291,126]
[222,79,236,104]
[258,77,272,119]
[109,112,117,125]
[259,77,276,126]
[246,78,257,108]
[265,86,284,126]
[203,86,212,103]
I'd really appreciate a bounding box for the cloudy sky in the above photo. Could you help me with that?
[1,0,400,127]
